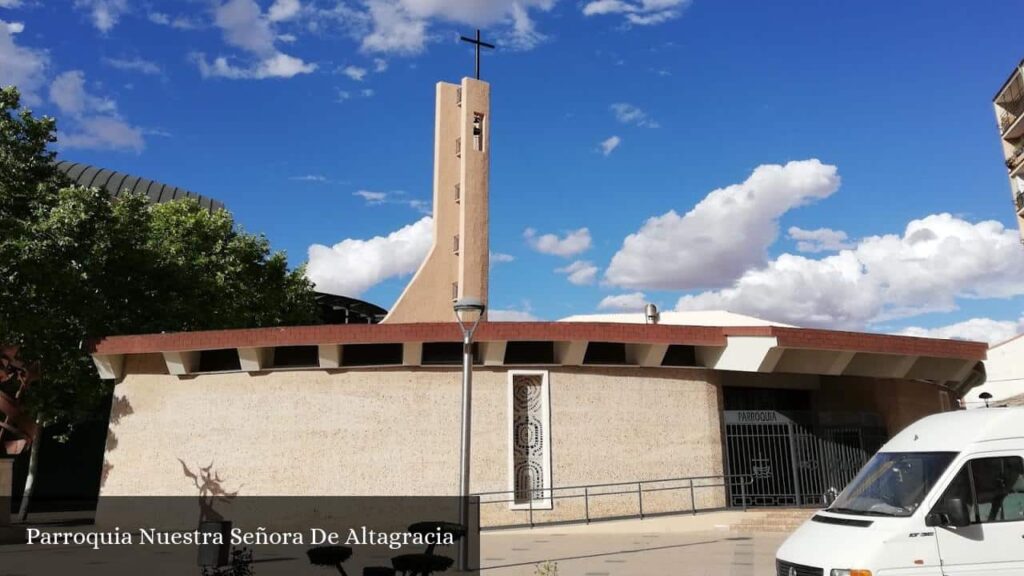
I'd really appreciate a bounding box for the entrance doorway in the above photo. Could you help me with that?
[722,388,886,507]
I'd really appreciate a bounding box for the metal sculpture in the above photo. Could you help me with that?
[0,346,38,455]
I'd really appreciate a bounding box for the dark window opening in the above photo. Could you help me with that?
[583,342,627,365]
[422,342,480,365]
[272,346,319,368]
[723,387,812,411]
[661,345,697,367]
[341,343,403,367]
[504,341,555,365]
[197,349,241,372]
[472,113,485,151]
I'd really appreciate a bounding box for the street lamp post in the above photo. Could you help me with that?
[453,297,485,572]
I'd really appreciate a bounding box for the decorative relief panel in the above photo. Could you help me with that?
[512,373,545,504]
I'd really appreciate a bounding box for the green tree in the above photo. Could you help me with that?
[0,87,318,518]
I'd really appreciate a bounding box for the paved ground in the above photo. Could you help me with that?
[0,512,789,575]
[480,515,786,576]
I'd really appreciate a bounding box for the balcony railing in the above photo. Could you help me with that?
[1006,146,1024,171]
[1000,96,1024,134]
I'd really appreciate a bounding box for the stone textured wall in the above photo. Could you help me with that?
[101,363,723,525]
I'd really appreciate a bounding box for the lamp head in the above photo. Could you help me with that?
[453,297,486,334]
[454,297,485,314]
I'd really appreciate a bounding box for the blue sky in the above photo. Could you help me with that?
[3,0,1023,341]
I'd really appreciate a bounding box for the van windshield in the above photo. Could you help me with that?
[828,451,957,517]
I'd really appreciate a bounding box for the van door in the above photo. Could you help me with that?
[930,454,1024,574]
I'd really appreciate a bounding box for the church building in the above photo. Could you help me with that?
[88,74,987,527]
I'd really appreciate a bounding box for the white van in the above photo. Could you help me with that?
[776,408,1024,575]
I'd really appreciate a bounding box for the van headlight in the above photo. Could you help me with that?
[830,571,872,576]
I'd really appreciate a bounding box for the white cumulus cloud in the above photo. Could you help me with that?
[342,65,367,81]
[598,292,648,311]
[324,0,554,55]
[490,251,515,263]
[353,189,428,213]
[788,226,855,253]
[74,0,129,33]
[354,190,388,203]
[611,103,658,128]
[605,159,840,291]
[59,116,145,153]
[600,135,621,156]
[268,0,303,22]
[489,309,539,321]
[897,315,1024,345]
[582,0,690,26]
[148,12,201,30]
[196,53,316,79]
[103,56,163,76]
[0,20,48,105]
[196,0,316,80]
[557,260,598,285]
[524,227,592,257]
[676,213,1024,330]
[306,217,433,296]
[49,70,144,153]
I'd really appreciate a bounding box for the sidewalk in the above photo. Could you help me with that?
[0,510,794,575]
[480,511,790,575]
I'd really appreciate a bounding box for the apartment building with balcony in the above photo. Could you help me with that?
[993,59,1024,242]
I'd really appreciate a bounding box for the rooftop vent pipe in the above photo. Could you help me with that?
[645,303,660,325]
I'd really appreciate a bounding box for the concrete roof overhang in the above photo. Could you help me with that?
[87,322,988,396]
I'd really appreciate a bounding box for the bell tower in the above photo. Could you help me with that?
[382,77,490,323]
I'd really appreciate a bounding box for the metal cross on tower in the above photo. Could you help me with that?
[459,29,495,80]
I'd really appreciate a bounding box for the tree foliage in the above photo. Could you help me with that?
[0,86,318,428]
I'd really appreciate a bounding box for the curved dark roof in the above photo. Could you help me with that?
[315,292,388,324]
[55,160,225,213]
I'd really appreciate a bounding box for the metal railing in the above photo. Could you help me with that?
[1007,147,1024,171]
[1001,110,1019,133]
[472,474,752,530]
[1000,95,1024,133]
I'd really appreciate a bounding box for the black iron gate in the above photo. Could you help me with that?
[724,410,886,507]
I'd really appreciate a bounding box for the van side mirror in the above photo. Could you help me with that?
[928,498,971,528]
[946,497,971,527]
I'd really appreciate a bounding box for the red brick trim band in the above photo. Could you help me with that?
[86,322,987,361]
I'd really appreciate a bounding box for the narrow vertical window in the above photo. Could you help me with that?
[451,281,459,301]
[456,137,461,158]
[472,113,485,151]
[508,371,551,509]
[454,183,460,203]
[453,234,460,254]
[456,87,462,106]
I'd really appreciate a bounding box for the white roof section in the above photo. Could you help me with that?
[882,408,1024,453]
[558,310,795,328]
[963,334,1024,407]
